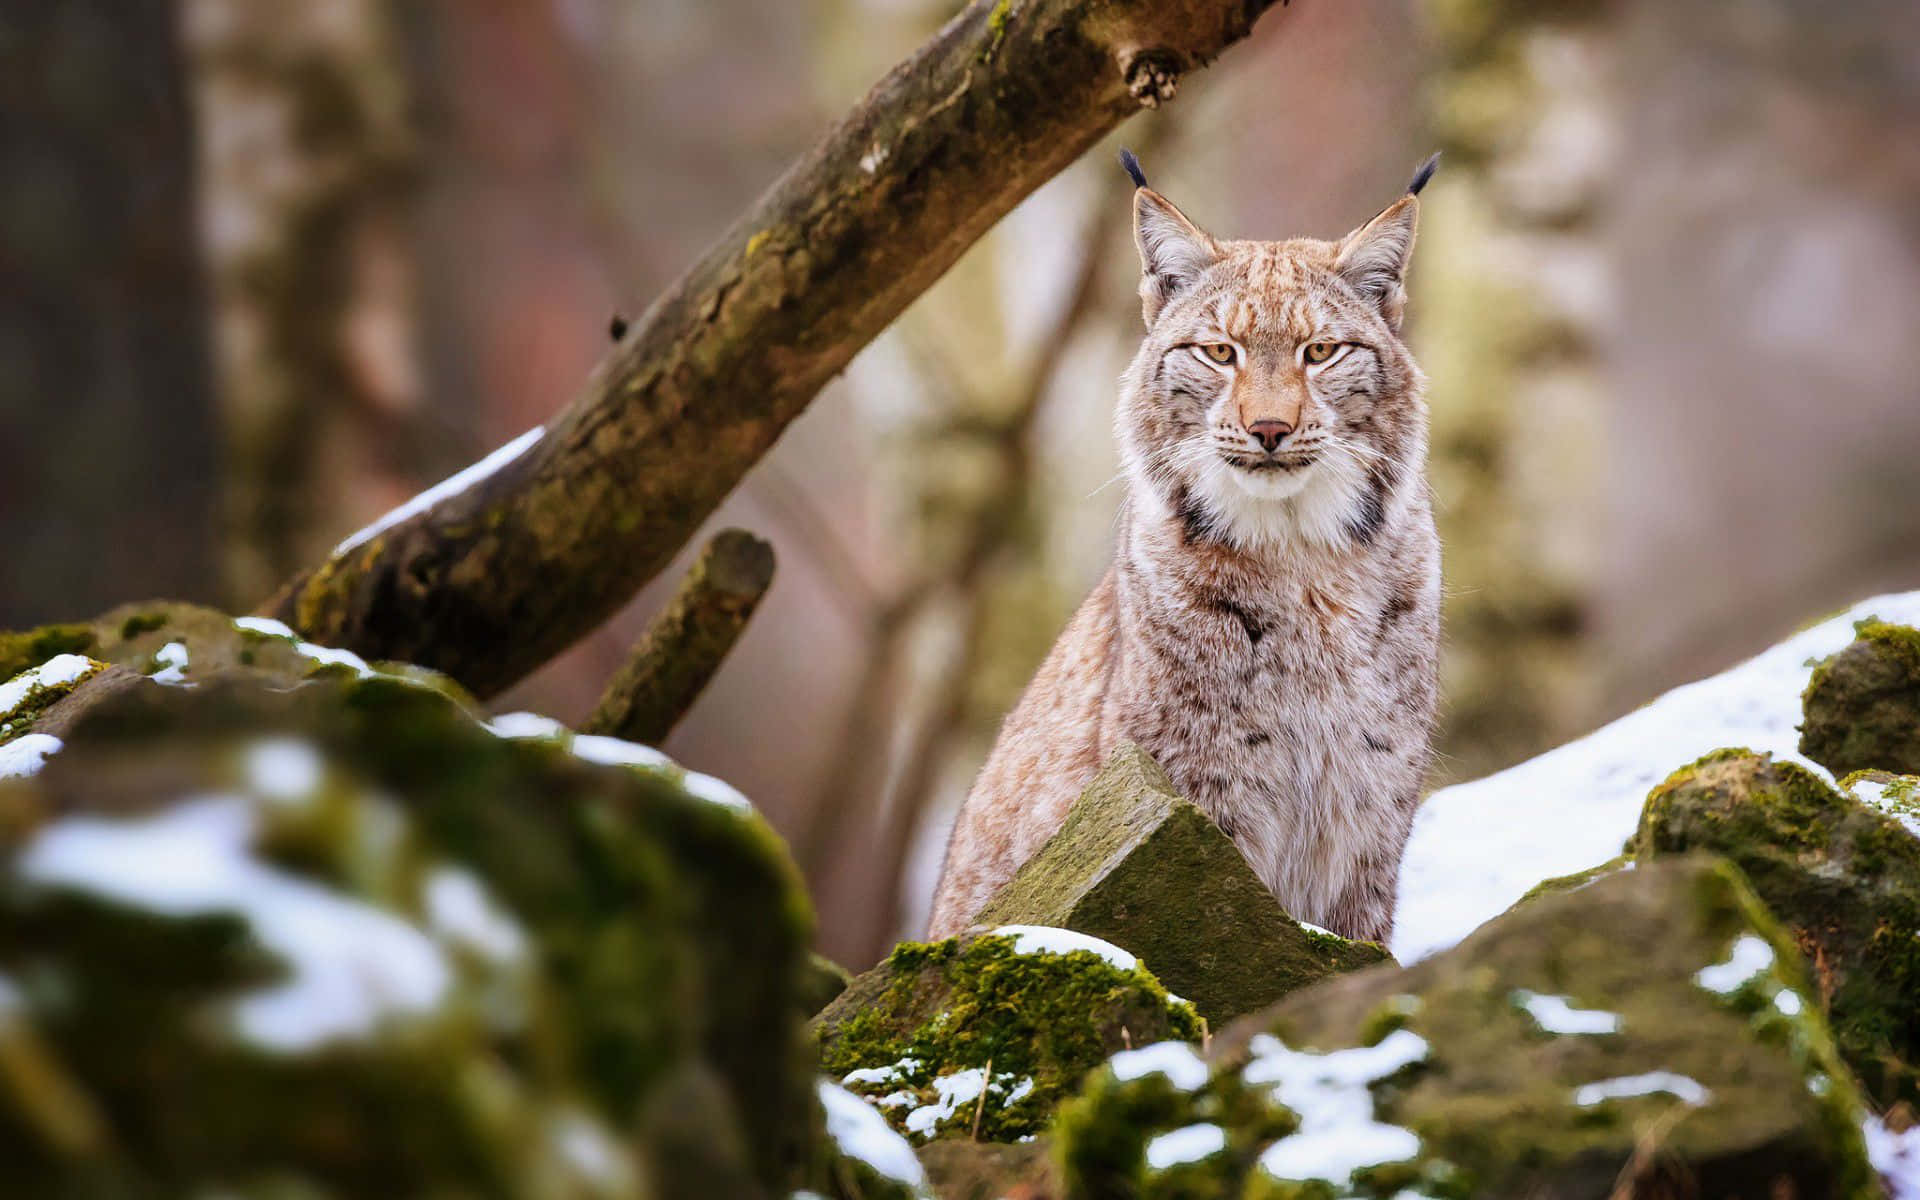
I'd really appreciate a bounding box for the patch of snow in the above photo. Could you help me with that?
[233,616,298,641]
[1297,920,1336,937]
[0,734,63,779]
[1865,1114,1920,1200]
[682,770,754,813]
[549,1109,636,1190]
[1572,1071,1710,1108]
[486,711,568,740]
[0,654,99,716]
[1394,590,1920,962]
[1003,1076,1034,1108]
[1109,1041,1210,1091]
[817,1080,931,1193]
[991,925,1138,972]
[1146,1122,1227,1169]
[295,642,372,676]
[245,737,323,802]
[842,1056,921,1089]
[1775,989,1804,1016]
[859,143,889,174]
[1695,935,1774,994]
[19,795,450,1051]
[903,1067,987,1138]
[874,1089,917,1110]
[150,641,191,685]
[1512,989,1621,1035]
[335,426,544,555]
[1246,1029,1428,1185]
[424,866,528,966]
[1849,775,1920,840]
[570,734,672,770]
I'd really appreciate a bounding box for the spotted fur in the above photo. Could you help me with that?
[928,163,1442,944]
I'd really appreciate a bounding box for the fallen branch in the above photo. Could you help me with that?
[583,529,774,746]
[260,0,1290,698]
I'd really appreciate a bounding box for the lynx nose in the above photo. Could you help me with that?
[1247,419,1293,453]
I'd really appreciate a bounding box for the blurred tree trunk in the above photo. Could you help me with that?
[1412,0,1619,780]
[0,0,220,626]
[181,0,433,608]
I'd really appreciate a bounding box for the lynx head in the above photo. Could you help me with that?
[1116,152,1437,553]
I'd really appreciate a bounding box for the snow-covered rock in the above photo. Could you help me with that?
[1395,590,1920,963]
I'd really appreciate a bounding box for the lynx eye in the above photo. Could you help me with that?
[1198,343,1237,366]
[1302,341,1341,365]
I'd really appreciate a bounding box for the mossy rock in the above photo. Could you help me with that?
[0,601,478,705]
[1507,853,1630,910]
[916,1137,1058,1199]
[0,653,107,747]
[814,927,1200,1145]
[1052,857,1876,1200]
[1800,619,1920,776]
[976,743,1390,1024]
[1636,749,1920,1106]
[0,669,815,1197]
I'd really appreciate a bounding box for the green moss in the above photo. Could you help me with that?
[0,669,817,1194]
[817,931,1199,1144]
[1509,854,1628,909]
[983,0,1013,59]
[0,624,97,685]
[0,656,106,746]
[116,611,169,640]
[978,744,1390,1023]
[1637,749,1920,1107]
[1801,620,1920,776]
[1053,858,1878,1200]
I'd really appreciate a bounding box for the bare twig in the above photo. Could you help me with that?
[971,1055,993,1141]
[583,529,774,745]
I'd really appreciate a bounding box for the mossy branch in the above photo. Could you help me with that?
[259,0,1291,698]
[584,529,774,746]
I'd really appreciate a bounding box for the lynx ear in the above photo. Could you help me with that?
[1335,194,1420,331]
[1133,187,1219,324]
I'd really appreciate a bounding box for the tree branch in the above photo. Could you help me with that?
[261,0,1288,697]
[583,529,774,746]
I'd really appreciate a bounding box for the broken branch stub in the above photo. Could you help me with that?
[584,528,775,747]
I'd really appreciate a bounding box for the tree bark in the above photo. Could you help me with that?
[584,529,774,746]
[263,0,1290,698]
[0,0,221,626]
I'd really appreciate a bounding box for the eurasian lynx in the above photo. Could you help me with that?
[928,152,1443,944]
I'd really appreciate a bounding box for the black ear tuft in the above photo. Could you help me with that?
[1407,151,1440,197]
[1119,147,1149,190]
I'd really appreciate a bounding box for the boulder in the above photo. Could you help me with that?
[0,666,816,1197]
[975,743,1389,1023]
[815,926,1200,1145]
[916,1138,1057,1200]
[1052,857,1876,1199]
[1800,619,1920,776]
[1636,749,1920,1106]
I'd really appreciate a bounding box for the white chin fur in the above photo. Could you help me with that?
[1225,464,1314,501]
[1190,449,1368,551]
